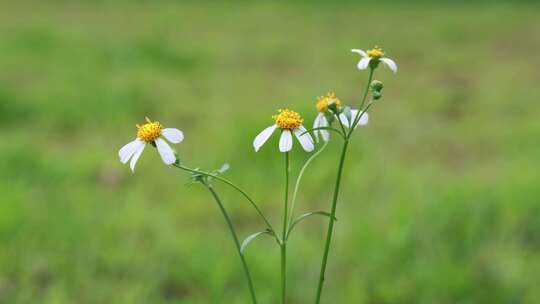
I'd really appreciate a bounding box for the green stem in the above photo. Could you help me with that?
[204,184,258,304]
[349,67,374,134]
[336,113,348,136]
[173,163,277,240]
[314,139,349,304]
[281,151,290,304]
[286,141,329,239]
[314,67,375,303]
[315,66,375,304]
[280,244,287,303]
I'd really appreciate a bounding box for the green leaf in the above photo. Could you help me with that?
[288,211,336,235]
[240,231,271,254]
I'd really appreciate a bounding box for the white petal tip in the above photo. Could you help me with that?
[253,125,277,153]
[162,128,184,144]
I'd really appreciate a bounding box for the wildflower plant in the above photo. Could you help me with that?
[118,45,396,303]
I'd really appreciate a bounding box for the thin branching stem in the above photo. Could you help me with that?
[349,67,374,135]
[314,139,349,304]
[203,183,258,304]
[286,141,329,240]
[173,163,278,241]
[315,68,375,303]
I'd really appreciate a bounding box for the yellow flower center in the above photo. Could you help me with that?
[273,109,303,129]
[316,92,342,113]
[367,47,385,59]
[136,117,162,142]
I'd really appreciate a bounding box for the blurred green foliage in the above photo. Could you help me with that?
[1,1,539,303]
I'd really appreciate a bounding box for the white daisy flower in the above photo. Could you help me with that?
[339,109,369,129]
[351,46,397,73]
[253,109,314,153]
[118,117,184,172]
[313,92,342,142]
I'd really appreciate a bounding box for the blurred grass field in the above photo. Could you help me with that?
[1,1,540,303]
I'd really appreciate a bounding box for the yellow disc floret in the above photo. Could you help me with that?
[273,109,303,129]
[316,92,342,113]
[137,117,162,142]
[367,46,385,59]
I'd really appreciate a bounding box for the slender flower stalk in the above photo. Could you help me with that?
[173,163,280,303]
[203,183,258,304]
[173,163,278,239]
[314,139,349,304]
[314,66,378,304]
[350,68,374,131]
[281,151,291,304]
[287,141,329,233]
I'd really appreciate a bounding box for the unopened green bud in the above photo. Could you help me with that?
[370,80,384,92]
[373,91,383,100]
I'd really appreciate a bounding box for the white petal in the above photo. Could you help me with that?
[253,125,277,152]
[338,111,352,128]
[129,143,146,172]
[340,109,369,129]
[318,115,330,142]
[357,57,371,70]
[119,139,143,164]
[320,130,329,142]
[351,49,367,57]
[294,126,314,152]
[161,128,184,144]
[349,109,359,128]
[279,130,293,152]
[358,112,369,126]
[381,57,397,73]
[155,138,176,165]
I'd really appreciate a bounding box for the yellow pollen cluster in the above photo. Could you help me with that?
[273,109,303,130]
[316,92,342,113]
[367,47,385,59]
[136,117,162,142]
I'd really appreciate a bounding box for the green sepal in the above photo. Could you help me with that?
[324,111,335,124]
[369,59,380,69]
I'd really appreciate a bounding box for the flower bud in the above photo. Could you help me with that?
[370,80,384,92]
[373,90,383,100]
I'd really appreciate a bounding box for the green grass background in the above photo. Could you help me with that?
[1,1,539,303]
